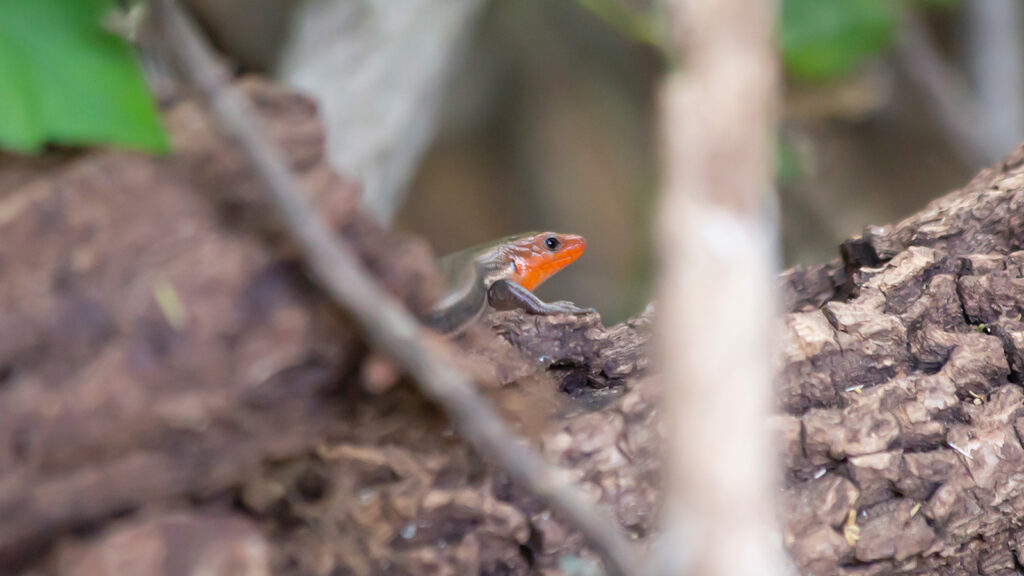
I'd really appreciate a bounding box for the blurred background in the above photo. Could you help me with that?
[7,0,1024,324]
[251,0,1021,324]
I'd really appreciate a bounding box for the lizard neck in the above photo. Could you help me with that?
[425,245,514,334]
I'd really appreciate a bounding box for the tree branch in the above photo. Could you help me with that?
[964,0,1024,161]
[656,0,788,574]
[146,1,639,574]
[894,13,990,169]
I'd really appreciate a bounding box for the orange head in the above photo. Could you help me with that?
[504,232,586,291]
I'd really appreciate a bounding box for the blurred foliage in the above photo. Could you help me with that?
[0,0,963,156]
[912,0,962,9]
[574,0,663,49]
[782,0,959,80]
[781,0,898,82]
[0,0,166,154]
[575,0,960,83]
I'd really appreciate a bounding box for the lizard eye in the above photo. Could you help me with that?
[544,236,560,251]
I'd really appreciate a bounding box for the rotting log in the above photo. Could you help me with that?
[776,148,1024,575]
[0,80,649,576]
[0,79,446,571]
[8,79,1024,575]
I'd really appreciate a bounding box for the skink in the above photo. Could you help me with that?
[424,231,594,334]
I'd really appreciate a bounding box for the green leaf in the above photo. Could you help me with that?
[0,0,167,153]
[781,0,898,82]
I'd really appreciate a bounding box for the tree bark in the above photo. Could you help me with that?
[777,146,1024,575]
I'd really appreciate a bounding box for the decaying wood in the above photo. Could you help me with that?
[776,147,1024,575]
[0,80,436,570]
[9,76,1024,575]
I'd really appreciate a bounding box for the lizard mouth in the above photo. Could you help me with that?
[516,235,586,291]
[550,235,586,262]
[548,242,585,267]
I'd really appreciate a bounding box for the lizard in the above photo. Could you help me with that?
[424,231,595,334]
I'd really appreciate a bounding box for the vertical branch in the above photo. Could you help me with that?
[963,0,1024,160]
[656,0,786,575]
[276,0,487,225]
[895,13,990,169]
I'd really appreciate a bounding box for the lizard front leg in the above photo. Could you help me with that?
[487,279,595,316]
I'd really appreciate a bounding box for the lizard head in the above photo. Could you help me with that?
[507,232,586,291]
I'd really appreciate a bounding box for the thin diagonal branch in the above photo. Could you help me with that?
[146,1,639,574]
[895,13,990,169]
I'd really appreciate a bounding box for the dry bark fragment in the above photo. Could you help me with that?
[57,513,270,576]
